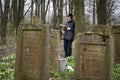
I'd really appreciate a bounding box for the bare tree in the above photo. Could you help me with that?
[58,0,63,39]
[0,0,2,20]
[0,0,10,44]
[52,0,58,29]
[107,0,116,24]
[31,0,34,22]
[12,0,25,33]
[93,0,96,24]
[41,0,45,23]
[69,0,73,13]
[97,0,107,25]
[74,0,85,34]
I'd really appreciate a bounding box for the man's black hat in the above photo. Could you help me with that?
[67,14,73,18]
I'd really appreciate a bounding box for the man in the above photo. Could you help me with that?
[61,14,75,58]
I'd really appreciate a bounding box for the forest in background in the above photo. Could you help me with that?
[0,0,120,45]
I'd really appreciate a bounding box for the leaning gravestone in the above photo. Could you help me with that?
[49,30,59,72]
[112,25,120,63]
[74,33,114,80]
[49,30,66,72]
[15,23,48,80]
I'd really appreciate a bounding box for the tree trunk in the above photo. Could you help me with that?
[107,0,115,24]
[12,0,25,34]
[1,0,10,44]
[52,0,57,29]
[45,0,50,17]
[31,0,34,23]
[18,0,25,25]
[58,0,63,24]
[38,3,40,18]
[0,0,3,39]
[35,0,38,16]
[65,0,68,15]
[97,0,107,25]
[69,0,73,13]
[93,0,96,25]
[0,0,2,19]
[58,0,63,39]
[12,0,18,32]
[74,0,85,35]
[41,0,46,23]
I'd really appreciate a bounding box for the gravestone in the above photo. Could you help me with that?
[74,34,114,80]
[59,58,66,71]
[73,25,110,57]
[112,25,120,63]
[86,25,110,35]
[49,30,59,72]
[15,24,48,80]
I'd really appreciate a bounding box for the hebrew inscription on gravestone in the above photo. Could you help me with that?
[80,35,105,79]
[15,24,48,80]
[20,30,41,74]
[74,34,113,80]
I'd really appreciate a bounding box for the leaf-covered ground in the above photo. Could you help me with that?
[0,53,120,80]
[0,53,15,80]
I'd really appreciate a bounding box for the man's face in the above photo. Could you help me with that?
[67,16,72,21]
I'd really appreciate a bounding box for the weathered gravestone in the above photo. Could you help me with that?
[73,25,110,57]
[49,30,59,72]
[112,25,120,63]
[86,25,110,35]
[49,30,66,72]
[15,24,49,80]
[74,34,114,80]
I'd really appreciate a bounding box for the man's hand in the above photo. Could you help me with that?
[67,27,71,30]
[61,29,65,34]
[60,24,65,27]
